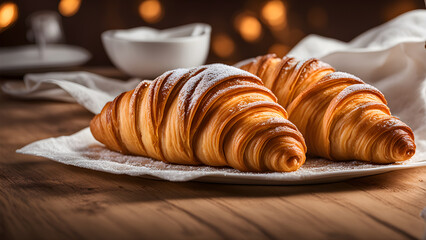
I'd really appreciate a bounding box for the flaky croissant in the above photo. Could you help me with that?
[238,54,415,163]
[90,64,307,172]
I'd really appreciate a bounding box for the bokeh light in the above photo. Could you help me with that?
[234,13,262,42]
[212,33,235,58]
[0,2,18,31]
[261,0,287,29]
[382,0,416,21]
[268,43,290,57]
[58,0,81,17]
[307,6,327,29]
[139,0,163,23]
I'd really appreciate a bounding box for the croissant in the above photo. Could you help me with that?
[237,54,415,163]
[90,64,307,172]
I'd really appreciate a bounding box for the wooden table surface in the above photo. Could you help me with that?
[0,70,425,240]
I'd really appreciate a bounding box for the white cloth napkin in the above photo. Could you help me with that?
[1,71,140,114]
[4,10,426,184]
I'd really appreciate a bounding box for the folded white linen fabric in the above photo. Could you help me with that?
[1,71,140,114]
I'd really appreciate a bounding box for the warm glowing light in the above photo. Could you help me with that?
[0,2,18,30]
[58,0,81,17]
[234,13,262,42]
[307,6,327,29]
[261,0,286,29]
[139,0,163,23]
[382,0,416,21]
[212,33,235,58]
[268,43,290,58]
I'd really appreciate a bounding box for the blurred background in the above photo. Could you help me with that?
[0,0,424,66]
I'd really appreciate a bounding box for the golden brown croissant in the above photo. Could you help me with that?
[238,54,415,163]
[90,64,307,172]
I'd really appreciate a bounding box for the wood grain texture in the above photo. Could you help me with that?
[0,75,425,240]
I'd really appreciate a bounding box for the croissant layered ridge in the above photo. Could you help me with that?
[238,54,415,163]
[90,64,307,172]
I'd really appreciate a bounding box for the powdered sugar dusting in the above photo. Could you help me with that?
[16,127,426,184]
[332,83,384,104]
[160,68,190,93]
[325,72,364,83]
[175,64,261,124]
[187,64,259,109]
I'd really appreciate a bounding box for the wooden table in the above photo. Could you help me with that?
[0,71,425,240]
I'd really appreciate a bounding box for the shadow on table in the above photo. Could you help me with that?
[2,156,414,205]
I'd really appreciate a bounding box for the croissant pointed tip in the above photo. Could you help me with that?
[405,149,415,158]
[399,138,416,160]
[388,130,416,162]
[286,156,300,169]
[89,116,98,139]
[280,155,305,172]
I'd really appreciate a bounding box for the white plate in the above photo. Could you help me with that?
[0,44,91,73]
[17,127,426,185]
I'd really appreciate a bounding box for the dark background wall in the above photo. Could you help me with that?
[0,0,424,66]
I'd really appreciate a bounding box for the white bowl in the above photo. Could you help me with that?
[101,23,211,78]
